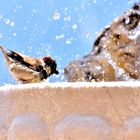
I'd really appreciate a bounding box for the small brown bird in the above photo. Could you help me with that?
[65,3,140,82]
[0,46,59,84]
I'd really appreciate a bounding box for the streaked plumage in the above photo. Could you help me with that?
[65,3,140,82]
[0,46,59,83]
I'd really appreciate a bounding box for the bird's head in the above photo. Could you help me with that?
[43,56,59,75]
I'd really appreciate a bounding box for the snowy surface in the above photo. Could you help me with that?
[1,82,140,91]
[0,81,140,139]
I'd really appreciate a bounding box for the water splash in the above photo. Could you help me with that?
[52,12,61,20]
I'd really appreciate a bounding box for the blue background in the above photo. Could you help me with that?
[0,0,137,85]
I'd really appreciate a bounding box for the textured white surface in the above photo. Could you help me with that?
[0,82,140,139]
[8,113,49,140]
[1,81,140,90]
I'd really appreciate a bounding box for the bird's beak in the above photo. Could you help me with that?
[54,69,59,75]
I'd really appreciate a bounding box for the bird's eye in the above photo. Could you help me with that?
[122,13,140,30]
[113,34,121,39]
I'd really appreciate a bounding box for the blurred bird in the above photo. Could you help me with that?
[0,46,59,84]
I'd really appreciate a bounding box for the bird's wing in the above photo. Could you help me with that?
[9,51,42,71]
[0,46,41,71]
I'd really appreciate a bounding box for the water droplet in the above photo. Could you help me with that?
[64,7,68,11]
[5,19,10,25]
[64,16,71,22]
[72,24,78,30]
[32,9,37,13]
[13,33,17,36]
[52,12,61,20]
[65,37,73,44]
[95,65,102,71]
[10,21,15,27]
[0,14,3,20]
[125,17,130,24]
[56,34,64,40]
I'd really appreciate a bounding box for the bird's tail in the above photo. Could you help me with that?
[0,46,6,54]
[0,46,11,64]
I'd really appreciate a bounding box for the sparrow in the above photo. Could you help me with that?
[0,46,59,84]
[65,3,140,82]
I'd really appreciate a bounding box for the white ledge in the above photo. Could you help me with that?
[1,81,140,90]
